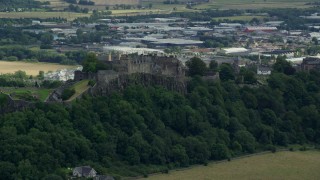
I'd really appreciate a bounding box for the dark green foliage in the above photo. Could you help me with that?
[88,80,96,87]
[239,68,257,84]
[219,63,235,81]
[0,0,43,8]
[82,53,108,73]
[186,57,207,76]
[273,56,296,75]
[209,60,218,73]
[0,69,320,178]
[42,80,63,89]
[61,88,75,100]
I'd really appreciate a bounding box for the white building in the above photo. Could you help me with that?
[222,48,248,54]
[257,66,271,75]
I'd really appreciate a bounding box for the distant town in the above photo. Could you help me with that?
[6,8,320,82]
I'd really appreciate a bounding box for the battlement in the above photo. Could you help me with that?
[108,54,186,77]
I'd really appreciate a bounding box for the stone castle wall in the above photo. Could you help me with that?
[108,55,186,78]
[92,72,187,96]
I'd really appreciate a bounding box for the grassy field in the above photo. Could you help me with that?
[146,151,320,180]
[0,61,78,76]
[24,0,318,19]
[67,79,90,101]
[141,0,314,11]
[0,11,90,21]
[0,87,52,101]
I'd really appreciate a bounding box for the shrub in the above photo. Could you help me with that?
[61,88,75,100]
[88,80,96,87]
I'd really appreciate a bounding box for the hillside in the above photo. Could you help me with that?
[0,66,320,179]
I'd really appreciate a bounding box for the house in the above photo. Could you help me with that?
[94,175,115,180]
[73,166,97,178]
[257,66,271,75]
[301,57,320,71]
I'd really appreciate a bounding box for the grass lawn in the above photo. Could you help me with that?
[0,87,52,102]
[146,151,320,180]
[67,79,90,101]
[0,61,79,76]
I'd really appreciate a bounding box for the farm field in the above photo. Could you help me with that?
[0,11,90,21]
[0,61,78,76]
[195,0,314,10]
[31,0,317,18]
[146,151,320,180]
[141,0,314,10]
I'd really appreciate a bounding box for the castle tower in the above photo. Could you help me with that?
[108,53,112,61]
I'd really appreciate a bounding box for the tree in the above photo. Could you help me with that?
[186,57,207,76]
[172,145,189,167]
[14,70,27,79]
[37,71,44,80]
[82,53,107,72]
[273,56,296,75]
[239,68,257,84]
[125,146,140,165]
[219,63,235,81]
[234,130,256,153]
[82,53,97,72]
[209,60,218,72]
[40,33,53,45]
[210,143,230,160]
[312,37,318,45]
[0,161,16,180]
[16,160,38,180]
[61,88,75,100]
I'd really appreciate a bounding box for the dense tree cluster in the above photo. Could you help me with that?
[0,0,45,8]
[0,45,87,65]
[0,66,320,178]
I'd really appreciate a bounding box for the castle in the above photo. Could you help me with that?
[301,57,320,72]
[72,54,187,96]
[75,54,186,81]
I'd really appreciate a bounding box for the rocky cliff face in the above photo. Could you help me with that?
[92,73,188,96]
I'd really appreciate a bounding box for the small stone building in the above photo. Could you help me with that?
[301,57,320,71]
[73,166,97,178]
